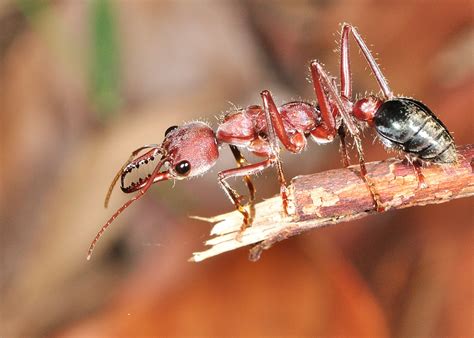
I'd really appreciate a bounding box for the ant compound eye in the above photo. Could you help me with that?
[165,125,178,137]
[175,160,191,176]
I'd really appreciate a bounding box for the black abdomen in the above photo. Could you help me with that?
[373,98,456,163]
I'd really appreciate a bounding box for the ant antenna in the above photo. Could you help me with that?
[88,154,165,260]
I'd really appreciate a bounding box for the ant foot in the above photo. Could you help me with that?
[235,220,250,242]
[235,206,253,242]
[417,181,428,189]
[371,187,385,212]
[412,162,427,189]
[235,230,244,242]
[374,200,386,213]
[248,243,264,262]
[280,185,290,216]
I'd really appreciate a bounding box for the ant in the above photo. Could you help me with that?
[87,23,456,260]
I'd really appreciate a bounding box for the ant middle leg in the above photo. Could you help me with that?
[309,61,350,166]
[260,90,303,215]
[311,61,385,212]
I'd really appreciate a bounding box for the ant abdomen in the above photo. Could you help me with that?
[373,98,457,163]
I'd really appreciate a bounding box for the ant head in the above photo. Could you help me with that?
[162,121,219,178]
[88,122,219,260]
[120,122,219,193]
[353,95,383,126]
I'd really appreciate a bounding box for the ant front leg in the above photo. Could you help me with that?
[218,157,275,235]
[311,61,385,212]
[229,145,256,221]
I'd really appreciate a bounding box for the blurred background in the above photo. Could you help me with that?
[0,0,472,336]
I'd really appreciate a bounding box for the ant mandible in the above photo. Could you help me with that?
[87,23,456,259]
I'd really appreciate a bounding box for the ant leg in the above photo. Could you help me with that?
[338,31,352,165]
[229,145,256,202]
[275,156,290,215]
[340,23,394,100]
[259,90,305,154]
[229,145,256,223]
[309,61,337,136]
[312,61,384,212]
[340,24,352,100]
[310,61,359,137]
[260,90,292,214]
[310,61,350,166]
[104,145,161,208]
[338,124,350,167]
[353,136,384,211]
[329,75,351,167]
[218,158,275,233]
[406,156,428,189]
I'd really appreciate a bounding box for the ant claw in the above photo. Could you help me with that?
[375,203,386,213]
[418,181,428,189]
[235,230,245,242]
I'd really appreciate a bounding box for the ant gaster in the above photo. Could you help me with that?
[87,23,456,259]
[316,24,457,185]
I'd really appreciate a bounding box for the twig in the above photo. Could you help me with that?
[190,145,474,262]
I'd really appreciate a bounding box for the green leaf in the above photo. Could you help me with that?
[90,0,121,121]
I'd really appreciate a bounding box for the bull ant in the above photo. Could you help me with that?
[87,24,456,260]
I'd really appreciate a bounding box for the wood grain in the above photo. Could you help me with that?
[191,145,474,262]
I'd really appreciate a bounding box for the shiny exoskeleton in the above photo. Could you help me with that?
[87,23,457,260]
[312,23,457,188]
[373,98,456,163]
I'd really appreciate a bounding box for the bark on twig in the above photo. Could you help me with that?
[190,145,474,262]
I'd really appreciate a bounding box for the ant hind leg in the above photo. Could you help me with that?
[311,61,384,212]
[353,137,385,212]
[338,124,350,167]
[406,155,428,189]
